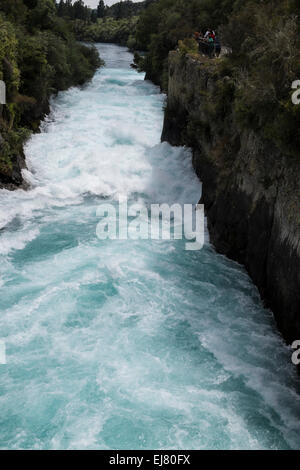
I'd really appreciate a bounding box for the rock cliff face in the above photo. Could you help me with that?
[0,144,26,189]
[0,103,35,190]
[0,98,51,190]
[162,51,300,343]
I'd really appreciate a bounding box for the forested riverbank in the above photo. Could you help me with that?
[56,0,155,48]
[0,0,101,189]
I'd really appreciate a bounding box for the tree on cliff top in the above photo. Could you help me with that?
[97,0,106,18]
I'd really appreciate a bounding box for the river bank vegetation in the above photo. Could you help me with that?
[0,0,101,187]
[56,1,154,47]
[73,16,139,46]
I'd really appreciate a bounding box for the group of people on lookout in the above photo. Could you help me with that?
[194,29,221,58]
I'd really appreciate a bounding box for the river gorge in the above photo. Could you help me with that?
[0,44,299,450]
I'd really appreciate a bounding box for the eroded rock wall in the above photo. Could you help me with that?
[162,51,300,342]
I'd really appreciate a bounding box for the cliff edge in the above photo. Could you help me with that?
[162,51,300,343]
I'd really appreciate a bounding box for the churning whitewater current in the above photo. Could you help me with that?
[0,44,299,450]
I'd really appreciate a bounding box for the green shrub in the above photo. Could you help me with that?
[178,38,198,56]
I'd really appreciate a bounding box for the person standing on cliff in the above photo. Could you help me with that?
[215,35,221,57]
[208,34,215,58]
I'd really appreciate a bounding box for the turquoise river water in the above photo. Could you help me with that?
[0,44,299,450]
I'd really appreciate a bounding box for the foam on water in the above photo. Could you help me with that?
[0,44,299,450]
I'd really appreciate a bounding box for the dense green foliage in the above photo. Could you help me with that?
[0,0,101,184]
[223,1,300,157]
[57,0,92,21]
[134,0,234,87]
[56,0,153,22]
[107,0,154,19]
[135,0,300,157]
[74,16,139,47]
[58,1,154,48]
